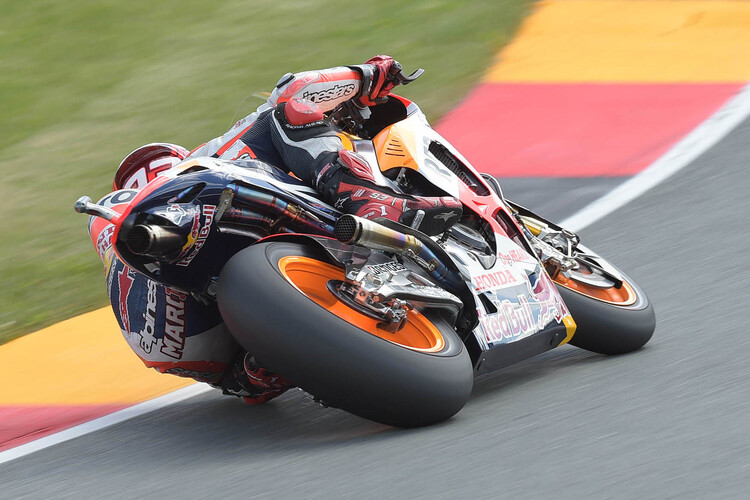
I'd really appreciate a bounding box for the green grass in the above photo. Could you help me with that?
[0,0,532,343]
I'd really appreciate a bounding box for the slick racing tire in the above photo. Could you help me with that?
[217,241,474,428]
[553,246,655,355]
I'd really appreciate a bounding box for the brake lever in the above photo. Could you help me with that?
[395,68,424,85]
[386,62,425,86]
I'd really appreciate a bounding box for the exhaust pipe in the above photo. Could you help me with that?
[334,215,463,291]
[334,214,423,254]
[126,224,187,256]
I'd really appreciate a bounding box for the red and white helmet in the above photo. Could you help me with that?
[113,143,190,190]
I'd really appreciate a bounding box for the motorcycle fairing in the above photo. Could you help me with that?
[361,112,576,365]
[451,235,574,344]
[372,113,462,198]
[104,107,576,372]
[229,110,577,367]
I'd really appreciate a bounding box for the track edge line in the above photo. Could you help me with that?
[560,82,750,232]
[6,78,750,469]
[0,384,211,465]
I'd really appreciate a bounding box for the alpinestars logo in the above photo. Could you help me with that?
[302,84,356,103]
[434,210,458,222]
[138,280,159,354]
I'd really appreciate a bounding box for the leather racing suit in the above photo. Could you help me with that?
[189,57,462,235]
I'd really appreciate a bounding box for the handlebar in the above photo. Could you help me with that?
[330,63,424,138]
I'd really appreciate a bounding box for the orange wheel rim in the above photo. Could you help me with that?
[278,256,445,352]
[554,271,636,306]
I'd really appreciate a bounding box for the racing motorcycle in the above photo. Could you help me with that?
[74,66,654,428]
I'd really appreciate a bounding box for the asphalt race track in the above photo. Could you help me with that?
[2,118,749,499]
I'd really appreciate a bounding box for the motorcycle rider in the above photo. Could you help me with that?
[97,55,461,404]
[98,143,292,404]
[189,55,461,235]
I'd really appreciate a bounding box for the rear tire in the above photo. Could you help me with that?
[217,241,474,428]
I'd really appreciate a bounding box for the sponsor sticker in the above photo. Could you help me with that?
[177,204,216,267]
[118,267,135,335]
[302,83,356,103]
[364,262,408,276]
[138,279,159,354]
[473,269,518,292]
[478,278,569,345]
[479,294,536,343]
[498,248,529,265]
[163,204,193,226]
[160,287,187,360]
[96,225,115,261]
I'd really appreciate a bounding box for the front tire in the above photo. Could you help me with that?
[555,247,655,355]
[217,241,474,427]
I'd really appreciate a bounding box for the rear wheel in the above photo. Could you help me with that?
[217,241,474,427]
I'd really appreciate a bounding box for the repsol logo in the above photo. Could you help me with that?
[302,83,356,103]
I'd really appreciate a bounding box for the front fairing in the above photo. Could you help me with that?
[444,231,574,347]
[365,111,576,366]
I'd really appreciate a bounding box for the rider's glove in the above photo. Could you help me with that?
[358,55,400,106]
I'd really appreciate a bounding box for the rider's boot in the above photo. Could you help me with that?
[217,352,292,404]
[316,149,462,236]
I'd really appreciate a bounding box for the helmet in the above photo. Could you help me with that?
[113,143,190,190]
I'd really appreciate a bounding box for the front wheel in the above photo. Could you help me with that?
[554,244,655,355]
[217,241,474,428]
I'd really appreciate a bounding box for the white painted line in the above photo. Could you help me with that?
[3,83,750,467]
[0,384,212,465]
[560,82,750,232]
